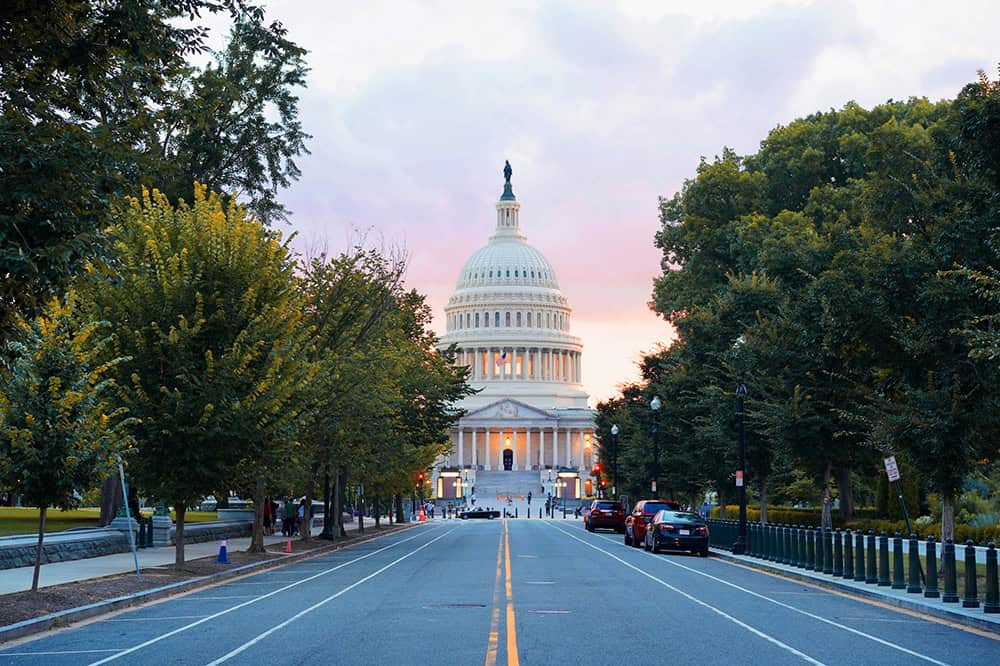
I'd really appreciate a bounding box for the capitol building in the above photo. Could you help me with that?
[433,164,596,505]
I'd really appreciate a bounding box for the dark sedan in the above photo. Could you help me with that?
[643,510,710,556]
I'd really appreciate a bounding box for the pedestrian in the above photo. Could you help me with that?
[527,491,532,506]
[284,497,297,536]
[262,496,273,536]
[298,498,307,536]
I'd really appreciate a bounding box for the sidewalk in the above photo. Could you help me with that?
[0,516,383,595]
[710,548,1000,634]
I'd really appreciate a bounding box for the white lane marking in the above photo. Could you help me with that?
[551,525,824,665]
[205,527,457,665]
[172,596,256,600]
[2,649,123,655]
[105,616,208,622]
[524,581,556,585]
[588,531,953,666]
[87,528,430,665]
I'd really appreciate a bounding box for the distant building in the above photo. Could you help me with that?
[433,165,595,503]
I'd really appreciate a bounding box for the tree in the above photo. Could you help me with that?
[82,184,315,565]
[0,292,133,590]
[0,1,308,334]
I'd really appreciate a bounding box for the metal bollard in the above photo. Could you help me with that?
[962,540,980,608]
[942,539,959,603]
[877,531,891,586]
[833,529,844,577]
[924,536,939,598]
[823,528,833,575]
[892,532,906,589]
[866,531,877,584]
[907,534,922,594]
[984,542,999,614]
[784,525,793,566]
[766,524,775,561]
[805,527,815,571]
[797,526,807,568]
[815,527,825,572]
[854,530,866,582]
[776,525,785,564]
[843,529,854,579]
[748,523,756,557]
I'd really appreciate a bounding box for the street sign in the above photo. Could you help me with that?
[651,480,657,493]
[884,456,900,482]
[735,470,744,487]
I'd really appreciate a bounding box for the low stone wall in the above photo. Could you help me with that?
[0,529,130,570]
[172,520,253,544]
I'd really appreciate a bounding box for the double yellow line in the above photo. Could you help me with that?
[485,519,520,666]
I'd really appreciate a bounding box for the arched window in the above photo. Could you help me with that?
[489,270,493,278]
[466,312,471,328]
[494,312,500,327]
[514,270,519,278]
[516,312,522,327]
[546,312,551,328]
[506,269,510,278]
[505,312,511,327]
[475,312,480,327]
[527,312,532,327]
[484,311,489,328]
[530,270,535,278]
[537,312,542,328]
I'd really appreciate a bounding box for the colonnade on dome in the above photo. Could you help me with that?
[444,423,595,471]
[456,346,581,383]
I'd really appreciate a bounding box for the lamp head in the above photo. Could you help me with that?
[611,424,619,436]
[650,396,662,411]
[736,384,748,396]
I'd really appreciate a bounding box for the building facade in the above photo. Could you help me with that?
[434,166,595,502]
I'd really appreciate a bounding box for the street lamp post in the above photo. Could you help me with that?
[650,396,662,495]
[733,383,748,555]
[610,424,619,499]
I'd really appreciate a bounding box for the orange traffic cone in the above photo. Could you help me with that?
[284,538,292,553]
[418,510,426,522]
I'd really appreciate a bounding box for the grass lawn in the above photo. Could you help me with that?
[0,507,220,537]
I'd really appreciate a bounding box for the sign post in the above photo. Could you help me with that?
[650,480,657,494]
[884,455,923,583]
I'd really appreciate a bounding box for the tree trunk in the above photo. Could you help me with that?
[759,480,768,525]
[248,475,266,553]
[319,466,333,540]
[836,466,854,520]
[820,463,833,531]
[301,487,313,542]
[98,474,122,527]
[31,506,47,592]
[717,486,727,519]
[335,467,346,538]
[940,489,955,544]
[174,503,186,566]
[374,495,381,528]
[357,486,364,534]
[395,494,405,523]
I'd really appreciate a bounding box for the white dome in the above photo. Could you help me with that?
[455,238,559,290]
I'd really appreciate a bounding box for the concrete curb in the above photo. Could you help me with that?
[709,549,1000,635]
[0,522,421,645]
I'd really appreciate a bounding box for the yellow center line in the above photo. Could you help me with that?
[485,520,504,666]
[504,519,520,666]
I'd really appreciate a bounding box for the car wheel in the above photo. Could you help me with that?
[652,538,660,554]
[699,547,709,557]
[633,531,643,548]
[586,521,594,532]
[643,534,650,551]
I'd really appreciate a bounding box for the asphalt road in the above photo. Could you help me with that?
[0,519,997,665]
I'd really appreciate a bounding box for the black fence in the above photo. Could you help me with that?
[707,519,999,614]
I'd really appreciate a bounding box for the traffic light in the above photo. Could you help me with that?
[593,462,602,475]
[418,472,424,481]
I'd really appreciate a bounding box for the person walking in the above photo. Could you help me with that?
[262,496,273,536]
[284,497,297,537]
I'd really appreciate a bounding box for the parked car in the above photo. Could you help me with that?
[584,499,625,532]
[624,499,681,547]
[643,509,710,556]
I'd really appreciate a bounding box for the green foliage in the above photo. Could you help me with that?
[80,184,316,560]
[0,1,308,334]
[0,292,134,512]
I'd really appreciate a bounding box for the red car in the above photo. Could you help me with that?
[624,499,681,547]
[584,499,625,532]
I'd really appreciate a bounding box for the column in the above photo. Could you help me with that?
[472,428,478,468]
[485,427,491,470]
[458,428,464,468]
[526,428,532,471]
[578,429,585,469]
[534,349,540,380]
[565,428,572,468]
[552,426,559,467]
[512,429,518,470]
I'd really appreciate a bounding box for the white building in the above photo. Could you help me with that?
[433,165,596,504]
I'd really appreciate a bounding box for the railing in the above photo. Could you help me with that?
[707,519,999,615]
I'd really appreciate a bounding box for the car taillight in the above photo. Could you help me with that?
[659,523,675,533]
[696,526,708,535]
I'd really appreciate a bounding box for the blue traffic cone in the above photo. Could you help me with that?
[217,538,229,564]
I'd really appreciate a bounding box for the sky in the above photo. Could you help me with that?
[219,0,998,406]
